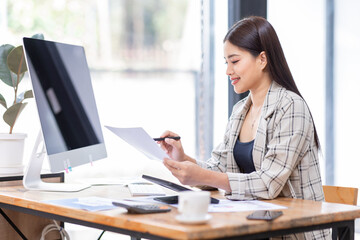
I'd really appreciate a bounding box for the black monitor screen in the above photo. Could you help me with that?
[23,38,104,155]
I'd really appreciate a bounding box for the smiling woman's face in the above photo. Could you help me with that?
[224,41,265,94]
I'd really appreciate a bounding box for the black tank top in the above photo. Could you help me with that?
[233,139,256,173]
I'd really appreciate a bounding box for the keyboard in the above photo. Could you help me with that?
[128,183,165,196]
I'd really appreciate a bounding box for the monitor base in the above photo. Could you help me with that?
[23,131,91,192]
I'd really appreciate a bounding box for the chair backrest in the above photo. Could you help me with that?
[323,185,358,205]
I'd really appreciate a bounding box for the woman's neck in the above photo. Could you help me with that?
[250,75,272,108]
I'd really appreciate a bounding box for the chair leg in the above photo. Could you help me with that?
[332,220,354,240]
[332,227,338,240]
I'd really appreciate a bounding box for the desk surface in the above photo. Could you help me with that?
[0,184,360,240]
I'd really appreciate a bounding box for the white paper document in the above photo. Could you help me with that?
[43,197,117,211]
[124,196,287,213]
[105,126,169,161]
[208,199,287,213]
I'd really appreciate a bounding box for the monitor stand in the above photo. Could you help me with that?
[23,131,91,192]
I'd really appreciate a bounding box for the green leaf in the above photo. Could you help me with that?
[0,44,15,87]
[16,90,33,103]
[31,33,44,40]
[0,93,7,109]
[7,46,27,76]
[3,102,27,128]
[24,90,33,99]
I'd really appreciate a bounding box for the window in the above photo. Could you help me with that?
[1,0,202,177]
[1,0,229,180]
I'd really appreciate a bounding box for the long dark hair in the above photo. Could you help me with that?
[224,16,320,149]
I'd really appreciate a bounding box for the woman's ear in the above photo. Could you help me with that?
[258,51,267,70]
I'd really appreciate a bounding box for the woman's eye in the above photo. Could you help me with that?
[231,60,239,64]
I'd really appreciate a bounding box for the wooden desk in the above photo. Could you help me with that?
[0,183,360,240]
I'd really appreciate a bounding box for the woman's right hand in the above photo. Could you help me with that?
[157,130,186,162]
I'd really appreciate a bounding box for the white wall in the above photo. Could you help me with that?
[334,0,360,188]
[268,0,326,180]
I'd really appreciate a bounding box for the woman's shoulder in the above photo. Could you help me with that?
[270,85,313,125]
[229,82,311,118]
[278,88,309,113]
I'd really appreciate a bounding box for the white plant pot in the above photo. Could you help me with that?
[0,133,27,175]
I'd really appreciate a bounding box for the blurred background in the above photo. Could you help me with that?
[0,0,359,238]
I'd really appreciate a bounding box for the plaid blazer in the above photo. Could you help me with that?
[198,81,330,239]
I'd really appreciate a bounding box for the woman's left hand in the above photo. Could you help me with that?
[163,158,204,186]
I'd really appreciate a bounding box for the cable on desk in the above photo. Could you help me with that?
[40,220,70,240]
[97,230,105,240]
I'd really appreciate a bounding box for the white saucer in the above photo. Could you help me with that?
[175,214,212,224]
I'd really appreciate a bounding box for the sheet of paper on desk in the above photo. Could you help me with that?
[105,126,169,161]
[43,197,118,211]
[208,200,287,213]
[124,197,287,213]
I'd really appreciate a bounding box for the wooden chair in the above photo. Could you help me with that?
[323,185,358,205]
[323,186,358,240]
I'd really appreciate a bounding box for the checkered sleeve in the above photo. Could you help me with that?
[226,96,313,200]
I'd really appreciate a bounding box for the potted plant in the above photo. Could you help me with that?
[0,34,43,175]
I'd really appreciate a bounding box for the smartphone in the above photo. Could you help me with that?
[246,210,283,221]
[112,201,171,214]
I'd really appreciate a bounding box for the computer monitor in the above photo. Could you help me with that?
[22,38,107,191]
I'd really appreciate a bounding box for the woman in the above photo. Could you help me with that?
[159,16,330,239]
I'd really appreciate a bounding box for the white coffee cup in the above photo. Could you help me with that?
[178,191,210,220]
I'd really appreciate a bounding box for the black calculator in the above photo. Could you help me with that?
[112,201,171,214]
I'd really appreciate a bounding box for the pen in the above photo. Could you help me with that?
[153,136,181,141]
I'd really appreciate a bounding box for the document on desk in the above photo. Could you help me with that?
[125,197,287,213]
[208,200,287,213]
[43,197,118,211]
[105,126,168,161]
